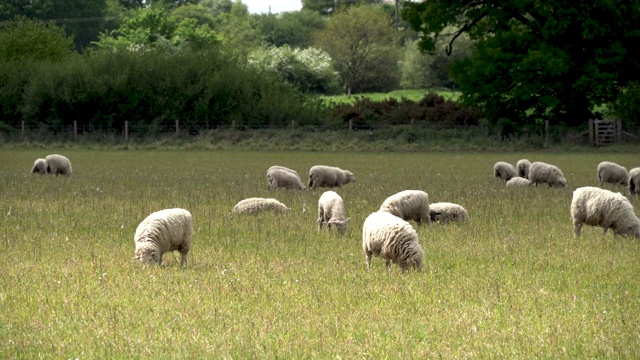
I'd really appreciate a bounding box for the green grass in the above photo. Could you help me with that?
[1,150,639,358]
[320,88,461,105]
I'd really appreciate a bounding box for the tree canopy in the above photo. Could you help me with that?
[403,0,640,127]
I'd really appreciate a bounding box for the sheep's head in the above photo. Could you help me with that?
[134,247,161,265]
[346,171,355,183]
[328,218,350,233]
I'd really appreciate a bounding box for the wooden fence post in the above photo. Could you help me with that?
[175,120,180,136]
[21,121,25,141]
[348,119,353,131]
[73,121,78,142]
[616,118,622,142]
[588,119,594,146]
[544,120,549,147]
[125,121,129,142]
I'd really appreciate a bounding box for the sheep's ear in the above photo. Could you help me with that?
[345,218,351,223]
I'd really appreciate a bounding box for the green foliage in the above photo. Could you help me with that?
[0,17,75,62]
[94,8,221,52]
[249,45,340,94]
[403,0,640,128]
[253,9,326,48]
[302,0,382,15]
[2,150,640,357]
[313,4,399,94]
[613,82,640,129]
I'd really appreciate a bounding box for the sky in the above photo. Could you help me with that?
[243,0,303,14]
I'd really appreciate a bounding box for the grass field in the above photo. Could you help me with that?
[319,88,461,105]
[1,149,639,358]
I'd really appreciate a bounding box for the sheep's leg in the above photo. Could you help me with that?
[365,252,372,270]
[180,253,188,267]
[573,223,582,238]
[385,260,391,269]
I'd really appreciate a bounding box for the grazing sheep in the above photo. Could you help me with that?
[597,161,629,187]
[31,158,47,174]
[232,197,289,214]
[379,190,431,227]
[428,202,469,223]
[516,159,531,179]
[494,162,517,182]
[267,168,305,190]
[308,165,355,189]
[528,161,567,187]
[317,191,350,233]
[267,165,299,178]
[629,167,640,196]
[362,211,424,272]
[45,154,72,176]
[506,177,531,187]
[570,186,640,238]
[134,208,193,267]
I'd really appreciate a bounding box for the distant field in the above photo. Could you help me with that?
[320,88,461,105]
[1,150,639,358]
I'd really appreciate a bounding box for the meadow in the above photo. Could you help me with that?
[1,149,639,358]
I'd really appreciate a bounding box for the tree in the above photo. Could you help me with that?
[403,1,640,127]
[253,9,325,48]
[302,0,381,15]
[313,4,398,94]
[0,17,75,62]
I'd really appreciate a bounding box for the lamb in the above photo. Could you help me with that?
[232,197,289,214]
[45,154,72,176]
[362,211,424,272]
[379,190,430,227]
[31,158,47,174]
[267,168,305,190]
[597,161,629,187]
[516,159,531,179]
[528,161,567,187]
[134,208,193,267]
[428,202,469,223]
[317,191,350,233]
[570,186,640,238]
[308,165,355,189]
[506,177,531,187]
[494,162,517,182]
[629,167,640,196]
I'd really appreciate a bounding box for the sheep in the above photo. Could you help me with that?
[528,161,567,187]
[570,186,640,238]
[267,168,305,190]
[494,161,517,182]
[379,190,431,227]
[506,177,531,187]
[308,165,355,189]
[31,158,47,174]
[45,154,72,176]
[629,167,640,196]
[267,165,299,178]
[516,159,531,179]
[232,197,289,214]
[362,211,424,272]
[317,191,350,233]
[596,161,629,187]
[134,208,193,267]
[428,202,469,223]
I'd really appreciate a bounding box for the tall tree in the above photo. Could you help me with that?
[403,1,640,127]
[302,0,381,15]
[313,4,398,94]
[253,9,325,48]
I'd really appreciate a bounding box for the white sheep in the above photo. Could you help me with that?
[267,165,299,178]
[516,159,531,179]
[379,190,430,227]
[31,158,47,174]
[528,161,567,187]
[506,177,531,187]
[134,208,193,267]
[232,197,289,214]
[362,211,424,272]
[308,165,355,189]
[428,202,469,223]
[494,161,517,182]
[596,161,629,187]
[267,168,305,190]
[317,191,350,233]
[571,186,640,238]
[629,167,640,196]
[45,154,72,176]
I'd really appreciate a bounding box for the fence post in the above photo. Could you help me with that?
[21,121,25,141]
[175,120,180,136]
[544,120,549,147]
[73,121,78,142]
[616,118,622,142]
[125,121,129,142]
[589,119,594,146]
[348,119,353,131]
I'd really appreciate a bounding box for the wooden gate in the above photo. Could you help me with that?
[589,119,621,146]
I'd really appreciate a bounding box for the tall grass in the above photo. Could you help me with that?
[1,150,639,358]
[320,88,461,105]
